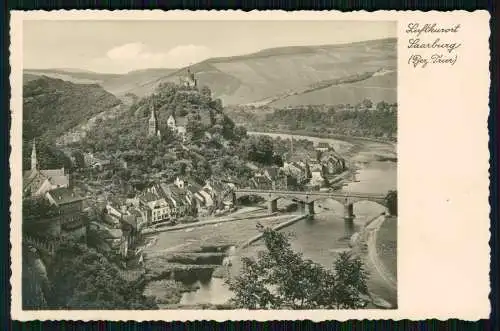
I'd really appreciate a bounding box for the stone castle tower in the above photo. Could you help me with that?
[179,67,197,88]
[31,139,37,171]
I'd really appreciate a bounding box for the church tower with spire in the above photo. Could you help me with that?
[31,139,38,171]
[148,98,158,137]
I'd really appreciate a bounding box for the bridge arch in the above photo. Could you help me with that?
[233,189,390,216]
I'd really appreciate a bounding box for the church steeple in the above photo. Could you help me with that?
[148,97,157,137]
[31,139,37,171]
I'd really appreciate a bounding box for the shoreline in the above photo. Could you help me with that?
[247,129,397,147]
[141,209,275,236]
[352,213,397,308]
[143,213,309,307]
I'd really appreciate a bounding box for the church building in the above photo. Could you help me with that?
[23,140,70,197]
[148,98,161,138]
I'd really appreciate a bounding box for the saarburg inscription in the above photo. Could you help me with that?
[406,23,462,68]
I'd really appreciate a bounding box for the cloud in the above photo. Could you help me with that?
[90,43,215,72]
[106,43,145,60]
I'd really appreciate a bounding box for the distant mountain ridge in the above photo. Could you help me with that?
[23,38,396,106]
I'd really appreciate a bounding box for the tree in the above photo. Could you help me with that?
[186,114,204,141]
[47,241,157,309]
[23,197,59,220]
[376,101,389,112]
[272,153,284,167]
[227,229,369,309]
[385,190,397,216]
[200,85,212,98]
[71,150,85,169]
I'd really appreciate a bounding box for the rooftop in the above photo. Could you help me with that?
[47,187,85,205]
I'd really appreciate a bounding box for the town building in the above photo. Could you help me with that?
[83,152,112,171]
[320,153,346,176]
[167,115,187,142]
[139,190,172,224]
[44,187,87,239]
[308,163,324,187]
[251,174,274,190]
[282,161,308,183]
[23,140,70,197]
[315,142,331,152]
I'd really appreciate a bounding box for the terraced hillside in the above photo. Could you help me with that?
[24,38,396,106]
[128,38,396,105]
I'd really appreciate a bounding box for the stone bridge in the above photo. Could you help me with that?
[233,189,389,238]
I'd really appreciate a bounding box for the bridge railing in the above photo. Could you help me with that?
[234,189,386,199]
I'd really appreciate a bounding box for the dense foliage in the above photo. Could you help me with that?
[23,197,60,219]
[385,190,397,216]
[22,139,73,171]
[71,83,284,192]
[227,229,369,309]
[226,100,397,140]
[23,76,121,142]
[46,241,156,309]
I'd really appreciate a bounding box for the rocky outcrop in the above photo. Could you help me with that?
[22,247,51,309]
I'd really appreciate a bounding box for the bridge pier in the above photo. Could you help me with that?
[297,201,305,213]
[343,203,355,239]
[231,192,237,206]
[306,202,315,216]
[268,199,278,214]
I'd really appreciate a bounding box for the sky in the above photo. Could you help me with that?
[23,20,396,74]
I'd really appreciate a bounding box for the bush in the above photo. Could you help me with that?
[227,229,369,309]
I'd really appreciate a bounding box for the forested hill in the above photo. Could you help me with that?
[71,82,278,188]
[23,76,122,142]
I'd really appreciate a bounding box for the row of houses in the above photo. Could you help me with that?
[250,144,346,190]
[104,176,236,228]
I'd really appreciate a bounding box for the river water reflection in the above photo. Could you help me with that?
[178,134,397,306]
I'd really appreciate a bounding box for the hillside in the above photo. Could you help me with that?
[24,69,120,85]
[269,70,397,107]
[122,38,396,105]
[23,76,122,142]
[23,68,177,98]
[71,83,262,188]
[23,38,396,106]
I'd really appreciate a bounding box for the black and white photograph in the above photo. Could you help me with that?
[20,19,397,310]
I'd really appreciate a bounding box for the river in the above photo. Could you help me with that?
[153,132,397,307]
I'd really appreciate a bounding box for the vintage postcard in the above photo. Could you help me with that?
[10,10,490,321]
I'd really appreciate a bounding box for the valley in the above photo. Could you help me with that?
[22,36,397,311]
[25,37,396,106]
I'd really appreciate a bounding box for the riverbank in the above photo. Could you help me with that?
[141,208,272,236]
[141,131,397,308]
[248,129,396,147]
[352,213,397,308]
[141,212,307,306]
